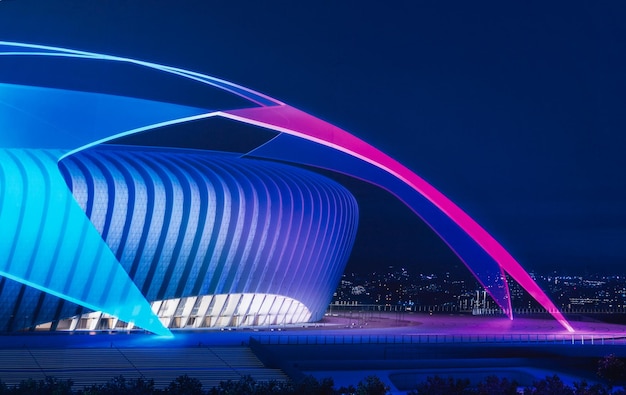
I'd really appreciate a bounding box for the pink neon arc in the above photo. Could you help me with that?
[223,105,575,333]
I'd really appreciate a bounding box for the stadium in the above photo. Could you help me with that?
[0,42,573,336]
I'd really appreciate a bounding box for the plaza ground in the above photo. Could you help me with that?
[0,313,625,394]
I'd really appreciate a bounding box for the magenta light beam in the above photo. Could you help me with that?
[223,106,575,333]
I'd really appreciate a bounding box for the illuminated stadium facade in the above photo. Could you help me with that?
[0,42,574,336]
[58,146,357,331]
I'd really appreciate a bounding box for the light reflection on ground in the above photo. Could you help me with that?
[1,313,625,349]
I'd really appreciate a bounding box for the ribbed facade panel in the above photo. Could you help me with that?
[0,277,83,332]
[58,146,359,324]
[0,148,163,334]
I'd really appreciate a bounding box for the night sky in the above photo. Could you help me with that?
[1,2,625,275]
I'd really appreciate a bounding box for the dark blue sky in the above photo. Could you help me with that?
[1,1,625,274]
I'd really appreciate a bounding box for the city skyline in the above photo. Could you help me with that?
[333,266,626,314]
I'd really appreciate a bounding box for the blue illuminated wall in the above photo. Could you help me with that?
[0,145,357,332]
[60,146,358,324]
[0,148,165,334]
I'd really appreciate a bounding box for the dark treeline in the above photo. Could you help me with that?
[0,375,622,395]
[0,374,386,395]
[0,354,624,395]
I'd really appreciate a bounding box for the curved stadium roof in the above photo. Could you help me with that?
[0,41,574,334]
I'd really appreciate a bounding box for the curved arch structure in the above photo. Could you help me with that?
[0,41,574,334]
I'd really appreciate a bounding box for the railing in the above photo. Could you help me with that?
[327,304,626,316]
[328,304,461,313]
[250,333,626,346]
